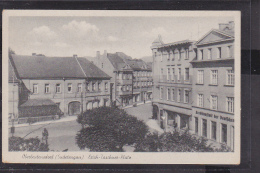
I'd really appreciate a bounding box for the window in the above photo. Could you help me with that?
[160,87,163,100]
[217,47,221,58]
[171,52,174,61]
[227,97,234,113]
[211,95,218,110]
[198,94,204,107]
[177,89,181,102]
[195,117,198,134]
[167,88,171,100]
[185,68,189,81]
[67,83,72,93]
[172,89,175,101]
[227,46,232,57]
[167,53,170,61]
[197,70,204,84]
[126,85,129,91]
[161,68,163,75]
[172,68,175,81]
[185,49,189,59]
[92,82,96,91]
[45,84,50,93]
[77,83,82,93]
[179,51,181,60]
[86,82,90,91]
[211,121,217,140]
[200,49,204,60]
[160,53,163,62]
[202,119,207,137]
[167,68,170,81]
[56,84,61,93]
[184,90,189,103]
[227,70,234,85]
[33,84,38,94]
[105,82,108,90]
[221,123,227,143]
[211,70,218,85]
[98,82,101,91]
[208,48,212,59]
[178,68,181,81]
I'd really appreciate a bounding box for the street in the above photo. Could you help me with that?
[9,103,154,152]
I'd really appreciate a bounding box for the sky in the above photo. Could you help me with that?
[9,16,234,59]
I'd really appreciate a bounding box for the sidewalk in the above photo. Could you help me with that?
[10,116,77,128]
[123,100,152,109]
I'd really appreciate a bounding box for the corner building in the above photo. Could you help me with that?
[151,36,196,132]
[190,21,235,150]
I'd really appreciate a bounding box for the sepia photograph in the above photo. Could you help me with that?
[2,10,241,164]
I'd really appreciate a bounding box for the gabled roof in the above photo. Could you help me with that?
[196,29,234,46]
[8,58,19,83]
[10,54,111,79]
[107,53,132,71]
[125,59,152,71]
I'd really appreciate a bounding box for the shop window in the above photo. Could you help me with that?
[221,123,227,143]
[202,119,207,138]
[211,121,217,140]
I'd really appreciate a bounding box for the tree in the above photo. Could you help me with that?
[76,106,149,152]
[134,131,216,152]
[9,136,49,151]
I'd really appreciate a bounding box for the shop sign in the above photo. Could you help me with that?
[195,111,234,122]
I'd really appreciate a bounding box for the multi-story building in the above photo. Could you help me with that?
[190,21,235,150]
[126,59,153,103]
[95,51,133,107]
[151,35,196,131]
[9,54,111,118]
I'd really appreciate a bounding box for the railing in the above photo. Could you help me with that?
[17,115,59,124]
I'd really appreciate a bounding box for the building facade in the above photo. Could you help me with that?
[95,51,153,107]
[151,36,196,131]
[9,54,111,118]
[127,59,153,103]
[190,21,235,150]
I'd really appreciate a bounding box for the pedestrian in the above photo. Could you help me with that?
[42,128,49,145]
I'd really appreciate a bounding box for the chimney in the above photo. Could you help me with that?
[228,21,234,30]
[32,53,36,56]
[219,23,229,31]
[96,51,100,57]
[73,54,77,58]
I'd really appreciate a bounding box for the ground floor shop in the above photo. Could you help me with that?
[191,107,235,150]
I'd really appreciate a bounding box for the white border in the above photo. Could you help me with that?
[2,10,241,164]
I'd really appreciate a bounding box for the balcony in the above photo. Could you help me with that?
[154,75,192,84]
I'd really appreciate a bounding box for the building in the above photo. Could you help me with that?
[95,51,153,107]
[9,53,111,118]
[190,21,235,150]
[126,59,153,103]
[95,51,133,107]
[151,35,196,131]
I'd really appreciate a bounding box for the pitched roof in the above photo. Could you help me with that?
[8,58,19,83]
[107,53,132,71]
[10,54,111,79]
[196,29,234,46]
[158,40,195,48]
[125,59,152,71]
[20,99,56,107]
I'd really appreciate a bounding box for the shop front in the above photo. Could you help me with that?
[192,108,235,150]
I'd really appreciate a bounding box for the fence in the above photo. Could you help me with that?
[17,115,59,124]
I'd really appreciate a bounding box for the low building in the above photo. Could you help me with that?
[190,21,235,150]
[9,54,111,118]
[151,35,196,131]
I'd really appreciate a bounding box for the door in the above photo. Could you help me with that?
[68,101,81,115]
